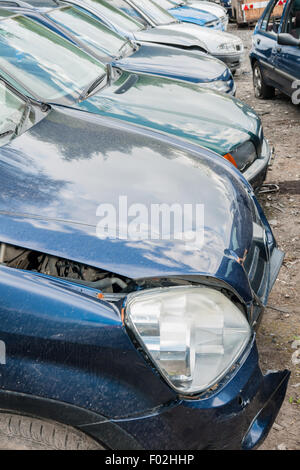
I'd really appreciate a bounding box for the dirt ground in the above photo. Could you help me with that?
[229,23,300,450]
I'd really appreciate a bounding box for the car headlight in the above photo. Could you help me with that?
[200,80,230,93]
[227,141,257,171]
[125,286,251,394]
[217,42,241,52]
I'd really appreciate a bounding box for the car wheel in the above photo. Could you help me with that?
[253,62,275,99]
[0,413,104,450]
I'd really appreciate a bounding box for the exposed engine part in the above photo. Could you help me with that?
[0,243,243,310]
[0,242,132,294]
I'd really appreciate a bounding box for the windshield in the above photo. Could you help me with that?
[0,15,106,104]
[0,80,28,142]
[46,6,133,60]
[130,0,176,25]
[157,0,179,9]
[83,0,144,33]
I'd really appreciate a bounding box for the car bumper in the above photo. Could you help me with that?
[80,338,290,450]
[214,52,244,71]
[244,138,272,191]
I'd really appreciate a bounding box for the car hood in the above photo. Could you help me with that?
[143,22,242,53]
[133,24,206,49]
[169,5,218,25]
[187,1,227,17]
[114,43,227,83]
[75,71,260,156]
[0,105,256,301]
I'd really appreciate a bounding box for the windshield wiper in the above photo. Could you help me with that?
[79,72,108,102]
[0,130,14,138]
[15,103,32,137]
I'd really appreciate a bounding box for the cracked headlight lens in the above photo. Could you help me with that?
[229,141,257,171]
[125,286,251,394]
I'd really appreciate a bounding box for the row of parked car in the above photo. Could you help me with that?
[0,0,293,451]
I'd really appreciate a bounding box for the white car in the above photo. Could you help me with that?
[150,0,243,71]
[165,22,243,71]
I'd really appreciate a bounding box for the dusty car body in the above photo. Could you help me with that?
[0,77,290,450]
[0,1,238,89]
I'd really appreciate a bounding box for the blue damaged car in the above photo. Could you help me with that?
[0,0,236,92]
[0,77,290,450]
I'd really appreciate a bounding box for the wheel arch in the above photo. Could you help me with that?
[0,389,141,450]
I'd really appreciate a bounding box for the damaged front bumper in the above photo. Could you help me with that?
[244,138,273,191]
[79,338,290,450]
[214,52,244,72]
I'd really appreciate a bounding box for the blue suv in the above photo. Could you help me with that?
[250,0,300,102]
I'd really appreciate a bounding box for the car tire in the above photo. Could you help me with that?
[0,413,104,450]
[253,62,275,99]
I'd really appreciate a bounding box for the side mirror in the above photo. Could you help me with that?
[277,33,300,47]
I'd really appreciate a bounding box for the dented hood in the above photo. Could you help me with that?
[0,106,255,300]
[146,22,242,54]
[134,24,208,49]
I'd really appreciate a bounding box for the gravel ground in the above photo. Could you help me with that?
[229,23,300,450]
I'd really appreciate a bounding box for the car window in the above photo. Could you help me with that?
[46,6,132,59]
[0,15,106,104]
[264,0,284,34]
[0,80,26,141]
[83,0,145,32]
[156,0,175,9]
[130,0,176,25]
[283,0,300,38]
[109,0,149,26]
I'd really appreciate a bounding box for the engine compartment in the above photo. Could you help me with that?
[0,242,133,294]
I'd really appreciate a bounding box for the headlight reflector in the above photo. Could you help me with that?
[228,141,257,171]
[126,287,251,394]
[217,42,236,52]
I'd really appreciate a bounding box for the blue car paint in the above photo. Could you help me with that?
[250,0,300,97]
[4,6,233,88]
[0,91,290,448]
[168,5,224,30]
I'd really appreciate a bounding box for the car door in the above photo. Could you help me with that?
[273,0,300,96]
[253,0,286,88]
